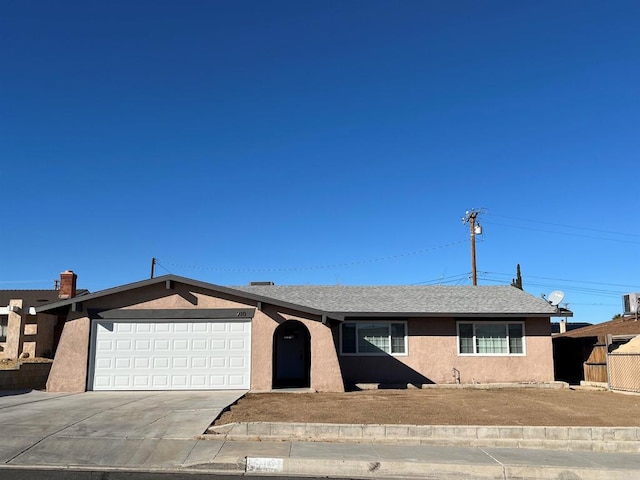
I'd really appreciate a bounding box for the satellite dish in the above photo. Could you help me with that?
[548,290,565,306]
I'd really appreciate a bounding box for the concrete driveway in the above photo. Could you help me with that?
[0,389,246,468]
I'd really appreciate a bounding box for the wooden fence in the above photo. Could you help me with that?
[584,343,608,383]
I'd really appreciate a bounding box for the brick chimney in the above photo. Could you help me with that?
[58,270,77,299]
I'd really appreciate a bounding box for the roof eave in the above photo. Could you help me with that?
[334,312,558,318]
[35,274,330,320]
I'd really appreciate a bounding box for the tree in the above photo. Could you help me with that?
[511,264,523,290]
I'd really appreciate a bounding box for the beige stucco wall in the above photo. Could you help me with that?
[4,300,24,359]
[47,281,552,393]
[251,305,344,392]
[46,311,91,392]
[338,317,554,386]
[0,301,58,360]
[47,282,344,392]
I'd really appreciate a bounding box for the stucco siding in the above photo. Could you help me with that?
[45,280,552,393]
[46,312,91,392]
[47,284,258,392]
[46,282,345,392]
[252,306,344,392]
[338,317,554,386]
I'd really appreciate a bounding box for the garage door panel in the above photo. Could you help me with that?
[90,319,251,391]
[97,339,114,351]
[133,376,150,388]
[192,339,208,350]
[118,323,133,333]
[115,358,130,369]
[173,357,188,368]
[191,357,207,368]
[173,339,189,350]
[135,339,151,351]
[93,376,111,388]
[174,323,189,333]
[136,323,152,333]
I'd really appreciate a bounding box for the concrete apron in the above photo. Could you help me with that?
[207,422,640,453]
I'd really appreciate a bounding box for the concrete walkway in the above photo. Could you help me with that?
[203,439,640,479]
[3,437,640,479]
[1,390,640,479]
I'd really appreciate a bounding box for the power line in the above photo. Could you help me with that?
[158,239,468,273]
[567,302,620,307]
[154,260,173,275]
[478,276,625,298]
[411,272,471,285]
[0,280,49,285]
[482,221,640,245]
[475,271,629,298]
[486,213,640,239]
[482,271,639,290]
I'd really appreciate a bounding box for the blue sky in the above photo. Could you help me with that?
[2,1,639,324]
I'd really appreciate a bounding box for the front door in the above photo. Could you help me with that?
[273,320,310,388]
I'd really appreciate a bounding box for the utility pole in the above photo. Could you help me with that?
[462,209,483,286]
[150,257,156,279]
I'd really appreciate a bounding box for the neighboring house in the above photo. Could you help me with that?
[553,316,640,385]
[0,271,85,360]
[550,321,592,335]
[36,274,567,393]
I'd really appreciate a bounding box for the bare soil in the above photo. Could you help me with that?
[216,388,640,427]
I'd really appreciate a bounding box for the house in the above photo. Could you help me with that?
[0,271,84,360]
[553,315,640,385]
[550,321,592,335]
[36,274,567,393]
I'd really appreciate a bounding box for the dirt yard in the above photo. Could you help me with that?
[216,388,640,427]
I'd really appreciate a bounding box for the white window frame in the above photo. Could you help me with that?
[340,320,408,356]
[456,320,526,356]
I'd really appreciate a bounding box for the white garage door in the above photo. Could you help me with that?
[89,319,251,391]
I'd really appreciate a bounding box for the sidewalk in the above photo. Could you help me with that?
[197,438,640,479]
[4,437,640,479]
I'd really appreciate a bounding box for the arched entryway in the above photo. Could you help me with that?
[272,320,311,389]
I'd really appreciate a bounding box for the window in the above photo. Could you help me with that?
[0,315,7,343]
[340,321,407,355]
[457,321,524,355]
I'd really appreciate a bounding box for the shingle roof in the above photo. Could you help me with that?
[231,284,559,316]
[0,290,62,309]
[34,275,561,318]
[556,316,640,338]
[0,289,89,309]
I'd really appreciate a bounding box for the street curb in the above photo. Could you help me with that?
[250,457,506,479]
[206,422,640,452]
[1,461,637,480]
[272,458,640,480]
